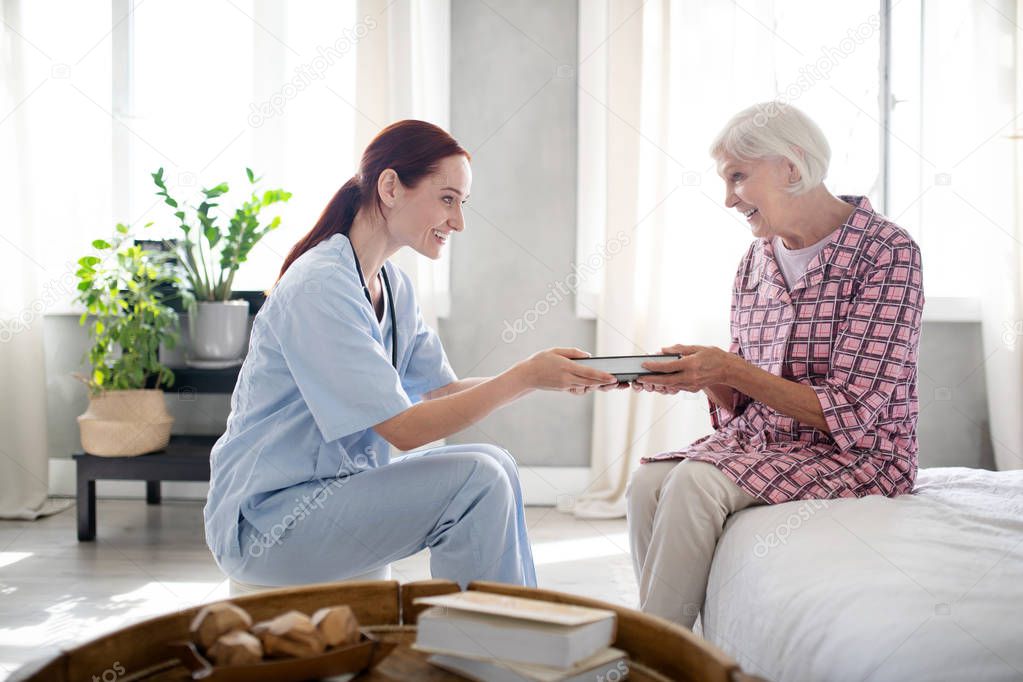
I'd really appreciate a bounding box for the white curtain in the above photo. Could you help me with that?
[0,0,81,518]
[976,0,1023,471]
[0,0,48,518]
[573,0,884,518]
[356,0,453,326]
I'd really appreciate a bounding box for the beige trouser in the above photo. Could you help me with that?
[626,460,762,629]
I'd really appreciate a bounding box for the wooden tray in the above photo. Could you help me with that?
[10,581,762,681]
[167,630,396,681]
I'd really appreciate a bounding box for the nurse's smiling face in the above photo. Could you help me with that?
[718,154,799,241]
[379,154,472,260]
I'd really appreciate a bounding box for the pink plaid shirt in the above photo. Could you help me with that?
[644,196,924,503]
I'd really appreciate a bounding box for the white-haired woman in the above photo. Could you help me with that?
[625,103,925,628]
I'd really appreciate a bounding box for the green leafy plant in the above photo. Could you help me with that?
[152,167,291,301]
[74,223,182,394]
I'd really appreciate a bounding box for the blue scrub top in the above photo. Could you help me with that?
[204,233,457,560]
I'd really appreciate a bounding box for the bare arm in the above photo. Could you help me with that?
[725,359,829,433]
[639,345,829,434]
[703,383,740,411]
[424,377,489,400]
[376,369,531,451]
[375,348,616,451]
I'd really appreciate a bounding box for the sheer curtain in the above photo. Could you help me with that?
[975,0,1023,472]
[356,0,453,325]
[0,0,105,517]
[0,0,50,518]
[573,0,883,518]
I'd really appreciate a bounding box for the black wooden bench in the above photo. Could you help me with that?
[73,367,239,541]
[73,291,266,541]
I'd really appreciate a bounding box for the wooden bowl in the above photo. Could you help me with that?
[167,630,396,681]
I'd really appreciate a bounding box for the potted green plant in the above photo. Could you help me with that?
[74,223,183,457]
[152,167,291,368]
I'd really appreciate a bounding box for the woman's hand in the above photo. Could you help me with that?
[633,344,738,394]
[517,348,618,392]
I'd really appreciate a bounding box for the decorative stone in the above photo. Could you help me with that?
[207,630,263,666]
[252,610,326,658]
[190,602,253,651]
[311,605,360,647]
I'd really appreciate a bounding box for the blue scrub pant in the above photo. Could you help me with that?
[218,443,537,589]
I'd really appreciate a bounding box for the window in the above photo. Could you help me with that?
[887,0,1018,302]
[577,0,884,318]
[578,0,1016,317]
[119,1,364,292]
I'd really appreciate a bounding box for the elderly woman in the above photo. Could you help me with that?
[625,102,924,628]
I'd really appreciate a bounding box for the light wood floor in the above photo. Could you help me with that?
[0,499,635,679]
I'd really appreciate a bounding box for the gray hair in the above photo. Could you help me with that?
[709,102,831,195]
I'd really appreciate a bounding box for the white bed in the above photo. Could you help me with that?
[699,467,1023,682]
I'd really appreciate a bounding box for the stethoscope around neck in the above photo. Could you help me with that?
[350,246,398,369]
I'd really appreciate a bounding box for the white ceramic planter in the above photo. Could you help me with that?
[77,389,173,457]
[188,299,250,364]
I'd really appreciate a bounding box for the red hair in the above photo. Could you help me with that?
[277,120,469,284]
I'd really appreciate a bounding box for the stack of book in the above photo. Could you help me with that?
[412,591,629,682]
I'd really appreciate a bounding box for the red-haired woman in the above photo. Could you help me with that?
[204,120,615,589]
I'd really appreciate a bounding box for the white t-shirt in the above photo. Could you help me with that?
[773,233,834,290]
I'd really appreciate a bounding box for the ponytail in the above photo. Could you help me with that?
[276,176,360,284]
[334,176,363,234]
[276,120,469,286]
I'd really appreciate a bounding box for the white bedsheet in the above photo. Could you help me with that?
[700,467,1023,682]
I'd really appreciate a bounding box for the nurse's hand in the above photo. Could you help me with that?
[566,380,631,396]
[631,380,687,395]
[518,348,618,392]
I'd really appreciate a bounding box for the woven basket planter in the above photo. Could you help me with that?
[77,389,173,457]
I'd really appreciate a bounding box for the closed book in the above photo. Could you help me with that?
[427,647,629,682]
[413,592,617,669]
[413,591,618,627]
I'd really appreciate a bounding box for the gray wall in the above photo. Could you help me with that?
[442,0,595,466]
[916,323,995,469]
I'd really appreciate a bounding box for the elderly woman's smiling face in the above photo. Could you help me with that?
[718,154,799,240]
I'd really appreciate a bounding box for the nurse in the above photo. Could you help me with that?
[204,120,616,589]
